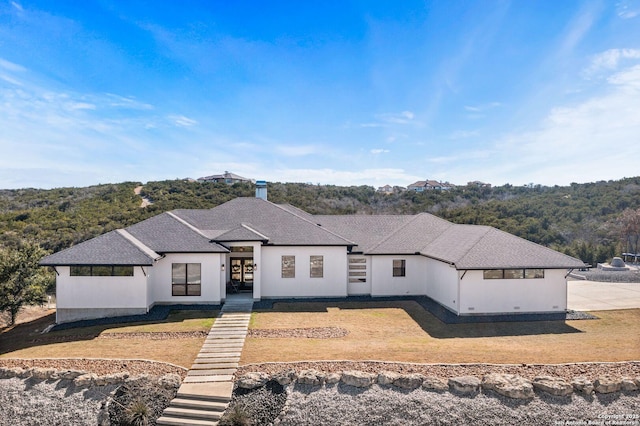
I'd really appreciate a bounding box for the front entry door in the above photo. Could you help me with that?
[230,258,254,292]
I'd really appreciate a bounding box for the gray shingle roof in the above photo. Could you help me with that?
[174,198,354,246]
[315,215,414,253]
[424,226,586,269]
[366,214,453,254]
[126,212,228,253]
[40,196,584,270]
[215,224,269,242]
[39,230,158,266]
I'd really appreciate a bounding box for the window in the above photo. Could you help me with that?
[483,270,504,279]
[392,259,406,277]
[348,256,367,283]
[282,255,295,278]
[525,269,545,279]
[70,266,134,276]
[503,269,524,279]
[172,263,201,296]
[483,269,545,280]
[230,246,253,252]
[310,256,323,278]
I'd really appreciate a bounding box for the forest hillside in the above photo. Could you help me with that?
[1,177,639,266]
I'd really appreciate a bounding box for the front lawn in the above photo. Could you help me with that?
[242,301,640,364]
[0,309,217,368]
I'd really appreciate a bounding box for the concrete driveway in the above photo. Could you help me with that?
[567,280,640,311]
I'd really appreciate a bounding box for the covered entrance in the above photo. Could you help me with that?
[230,257,254,292]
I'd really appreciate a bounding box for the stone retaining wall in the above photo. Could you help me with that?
[237,369,640,400]
[0,366,181,390]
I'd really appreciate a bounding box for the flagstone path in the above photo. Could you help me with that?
[157,294,253,426]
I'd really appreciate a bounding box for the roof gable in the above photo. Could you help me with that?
[126,212,228,253]
[174,198,354,246]
[39,230,158,266]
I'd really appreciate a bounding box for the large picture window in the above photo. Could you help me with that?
[310,256,323,278]
[70,266,134,276]
[172,263,201,296]
[392,259,406,277]
[282,255,295,278]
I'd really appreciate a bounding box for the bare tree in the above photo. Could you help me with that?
[620,207,640,258]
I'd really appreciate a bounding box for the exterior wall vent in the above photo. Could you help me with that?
[467,307,475,311]
[255,180,267,200]
[514,306,520,310]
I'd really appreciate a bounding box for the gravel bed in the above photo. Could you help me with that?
[237,361,640,382]
[0,358,187,378]
[248,327,349,339]
[220,380,287,426]
[98,330,208,340]
[277,383,640,426]
[108,376,179,426]
[0,377,118,426]
[572,269,640,283]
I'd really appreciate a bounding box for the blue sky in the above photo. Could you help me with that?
[1,1,639,189]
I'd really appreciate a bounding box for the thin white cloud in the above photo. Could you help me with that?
[464,102,501,112]
[616,0,640,18]
[370,148,390,154]
[10,1,23,12]
[274,144,318,157]
[168,114,198,127]
[359,110,417,128]
[262,168,422,186]
[0,58,27,72]
[585,48,640,76]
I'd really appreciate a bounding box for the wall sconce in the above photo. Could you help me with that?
[253,263,258,271]
[221,264,225,272]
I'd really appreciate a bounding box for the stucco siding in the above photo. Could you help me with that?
[55,266,148,323]
[370,255,427,296]
[459,269,567,314]
[260,246,348,298]
[148,253,223,304]
[425,258,459,313]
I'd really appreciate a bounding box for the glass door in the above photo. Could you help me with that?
[230,258,253,292]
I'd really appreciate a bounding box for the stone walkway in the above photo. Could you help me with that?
[157,294,253,426]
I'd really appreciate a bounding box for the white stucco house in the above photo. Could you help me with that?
[40,191,584,324]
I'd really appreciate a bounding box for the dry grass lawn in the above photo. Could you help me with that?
[242,301,640,365]
[0,309,217,368]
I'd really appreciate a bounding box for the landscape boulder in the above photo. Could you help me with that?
[378,371,401,386]
[482,373,535,399]
[59,370,87,381]
[274,369,297,386]
[157,373,179,389]
[341,370,376,388]
[532,376,573,397]
[237,372,270,389]
[422,376,449,392]
[594,376,621,394]
[325,372,342,385]
[394,374,425,390]
[571,377,594,395]
[297,369,326,386]
[0,367,23,379]
[449,376,481,394]
[74,373,97,388]
[620,377,638,392]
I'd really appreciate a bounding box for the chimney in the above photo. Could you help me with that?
[255,180,267,200]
